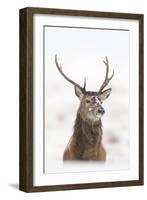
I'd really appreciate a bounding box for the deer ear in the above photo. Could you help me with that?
[74,86,84,99]
[99,88,112,102]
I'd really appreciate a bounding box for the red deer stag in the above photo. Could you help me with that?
[55,55,114,161]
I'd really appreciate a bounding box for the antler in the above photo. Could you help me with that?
[98,56,114,93]
[55,54,86,92]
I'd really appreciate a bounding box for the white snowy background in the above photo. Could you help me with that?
[44,26,130,173]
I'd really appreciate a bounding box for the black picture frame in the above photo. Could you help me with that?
[19,7,144,192]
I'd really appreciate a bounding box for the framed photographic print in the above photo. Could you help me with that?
[19,7,144,192]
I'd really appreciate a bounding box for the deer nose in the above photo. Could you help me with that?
[98,107,105,114]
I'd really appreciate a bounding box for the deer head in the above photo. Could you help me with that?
[55,55,114,124]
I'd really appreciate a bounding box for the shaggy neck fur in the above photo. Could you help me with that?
[72,112,103,159]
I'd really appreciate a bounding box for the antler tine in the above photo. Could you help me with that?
[83,77,86,91]
[98,56,114,93]
[55,54,86,91]
[103,56,109,78]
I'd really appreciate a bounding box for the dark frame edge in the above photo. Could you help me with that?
[139,14,144,185]
[19,8,33,192]
[21,6,143,19]
[30,180,142,193]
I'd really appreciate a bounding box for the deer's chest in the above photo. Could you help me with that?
[80,128,102,160]
[81,147,97,160]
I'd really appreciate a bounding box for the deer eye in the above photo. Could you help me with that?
[86,99,91,103]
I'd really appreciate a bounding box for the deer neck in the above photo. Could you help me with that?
[73,112,103,148]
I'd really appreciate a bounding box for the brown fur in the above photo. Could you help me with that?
[63,112,106,161]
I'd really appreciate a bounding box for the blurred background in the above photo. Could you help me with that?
[44,25,130,174]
